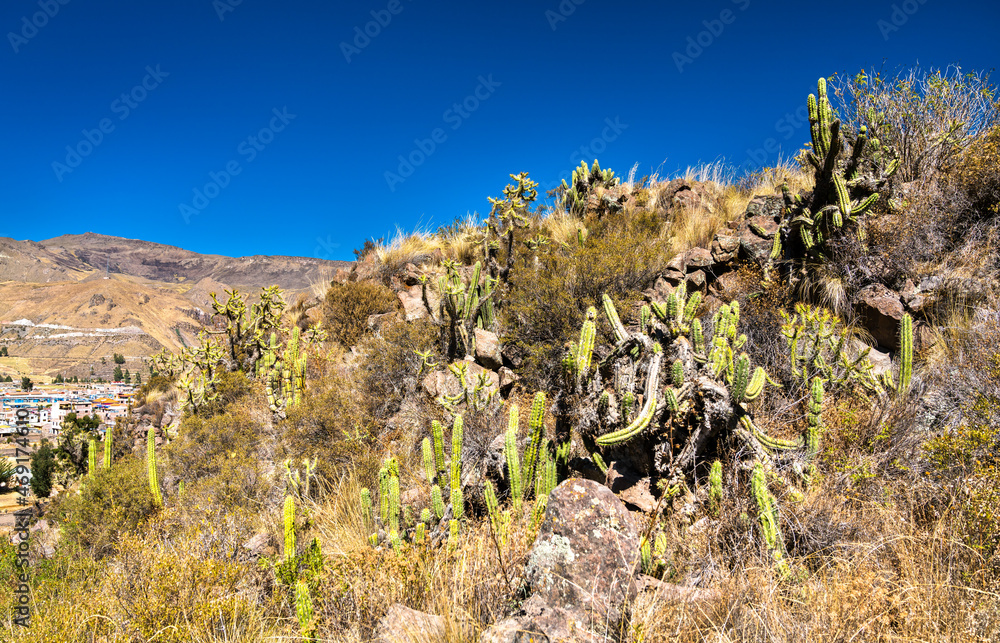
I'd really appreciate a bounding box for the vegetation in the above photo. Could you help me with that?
[5,65,1000,642]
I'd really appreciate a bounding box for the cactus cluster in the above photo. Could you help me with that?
[259,327,308,413]
[771,78,900,267]
[436,360,498,414]
[559,159,620,216]
[435,260,499,360]
[882,313,914,397]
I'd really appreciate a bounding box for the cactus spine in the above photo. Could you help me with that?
[431,484,445,520]
[451,415,464,520]
[147,427,162,506]
[422,437,435,484]
[432,420,446,479]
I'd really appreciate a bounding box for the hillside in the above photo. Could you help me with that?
[0,232,350,380]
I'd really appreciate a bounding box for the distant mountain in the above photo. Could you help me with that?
[0,232,350,380]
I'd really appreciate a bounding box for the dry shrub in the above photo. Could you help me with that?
[953,124,1000,219]
[323,280,400,348]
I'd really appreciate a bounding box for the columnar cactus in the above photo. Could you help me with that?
[806,377,824,459]
[898,313,913,396]
[751,463,788,575]
[284,495,296,562]
[709,460,723,516]
[88,437,97,478]
[422,437,436,484]
[432,421,446,479]
[559,159,620,215]
[295,580,316,641]
[431,485,445,520]
[450,415,464,520]
[505,418,523,512]
[103,426,112,470]
[521,392,547,488]
[147,427,162,506]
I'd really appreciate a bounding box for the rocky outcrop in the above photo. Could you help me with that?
[375,604,447,643]
[853,284,905,350]
[481,479,640,642]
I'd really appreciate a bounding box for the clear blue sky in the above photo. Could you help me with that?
[1,0,997,261]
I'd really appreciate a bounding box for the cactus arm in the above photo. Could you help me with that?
[596,348,662,446]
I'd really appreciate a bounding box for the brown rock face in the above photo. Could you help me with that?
[374,604,446,643]
[474,329,503,370]
[524,479,640,629]
[853,284,905,349]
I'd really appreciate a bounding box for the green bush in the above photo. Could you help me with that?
[53,455,160,557]
[167,408,265,510]
[30,442,56,498]
[322,281,400,348]
[954,124,1000,219]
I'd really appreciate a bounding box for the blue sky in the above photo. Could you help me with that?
[1,0,996,261]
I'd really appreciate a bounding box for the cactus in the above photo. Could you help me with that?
[103,426,112,470]
[448,519,459,548]
[671,359,684,387]
[592,451,609,475]
[432,420,446,479]
[505,422,523,511]
[147,427,162,506]
[899,313,913,396]
[283,495,296,562]
[532,494,548,530]
[560,159,620,215]
[88,437,97,478]
[596,346,662,445]
[521,392,547,488]
[388,474,400,538]
[415,522,426,545]
[431,485,445,520]
[709,460,723,516]
[422,437,435,484]
[295,580,316,640]
[806,377,824,459]
[751,463,788,574]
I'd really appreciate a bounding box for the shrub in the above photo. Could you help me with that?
[830,65,999,182]
[953,123,1000,219]
[192,369,254,418]
[53,455,160,557]
[355,318,438,429]
[167,408,266,510]
[322,280,400,347]
[30,442,56,498]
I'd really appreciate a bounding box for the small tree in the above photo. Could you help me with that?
[124,370,131,385]
[113,353,125,365]
[30,444,56,498]
[20,377,33,392]
[113,366,123,382]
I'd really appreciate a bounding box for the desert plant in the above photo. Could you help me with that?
[147,427,162,506]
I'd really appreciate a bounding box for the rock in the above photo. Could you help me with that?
[745,194,784,220]
[474,329,503,371]
[605,462,657,512]
[397,286,430,322]
[863,343,893,378]
[644,275,679,302]
[656,179,719,216]
[686,270,707,291]
[402,263,422,287]
[501,343,526,369]
[853,284,905,349]
[708,271,741,299]
[683,247,714,271]
[915,322,937,354]
[665,254,687,274]
[498,367,518,394]
[374,604,446,643]
[242,531,273,557]
[422,362,500,401]
[635,575,720,603]
[481,596,608,643]
[525,479,640,632]
[368,311,401,332]
[711,233,740,264]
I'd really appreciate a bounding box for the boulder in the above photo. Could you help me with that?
[398,286,430,322]
[605,462,657,512]
[686,270,707,291]
[481,596,607,643]
[524,479,640,630]
[853,284,904,349]
[498,367,518,394]
[710,233,741,264]
[682,247,714,271]
[422,361,500,401]
[242,531,274,558]
[474,329,503,371]
[737,196,783,266]
[375,604,446,643]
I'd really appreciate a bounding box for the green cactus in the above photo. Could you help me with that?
[388,474,400,538]
[431,484,445,520]
[147,427,162,506]
[415,522,426,545]
[709,460,723,516]
[448,519,459,548]
[596,345,662,446]
[505,421,523,512]
[592,451,609,475]
[284,495,296,562]
[88,437,97,478]
[899,313,913,396]
[672,359,684,387]
[432,420,446,479]
[560,159,620,215]
[295,580,316,641]
[751,463,788,574]
[103,426,112,470]
[422,437,435,484]
[806,377,824,459]
[532,494,548,530]
[521,392,547,489]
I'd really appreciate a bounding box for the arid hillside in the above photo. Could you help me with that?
[0,232,350,380]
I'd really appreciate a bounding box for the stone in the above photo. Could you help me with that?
[635,575,720,603]
[474,329,503,371]
[480,596,608,643]
[502,343,526,369]
[525,479,640,631]
[686,270,707,291]
[242,531,273,557]
[367,311,400,333]
[683,247,714,270]
[708,271,741,299]
[853,284,905,349]
[644,275,677,303]
[422,361,499,401]
[666,254,687,274]
[375,604,446,643]
[398,286,430,322]
[711,233,741,263]
[744,195,784,220]
[605,462,657,512]
[498,367,518,394]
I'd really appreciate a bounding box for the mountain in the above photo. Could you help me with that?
[0,232,349,381]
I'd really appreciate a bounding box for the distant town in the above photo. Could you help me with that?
[0,382,135,443]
